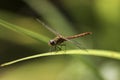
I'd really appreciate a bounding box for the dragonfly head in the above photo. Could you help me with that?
[48,40,56,46]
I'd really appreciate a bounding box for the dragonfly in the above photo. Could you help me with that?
[36,19,92,51]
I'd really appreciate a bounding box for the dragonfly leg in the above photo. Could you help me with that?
[59,43,66,52]
[56,46,62,51]
[49,44,66,52]
[49,47,52,52]
[52,45,61,52]
[49,46,55,52]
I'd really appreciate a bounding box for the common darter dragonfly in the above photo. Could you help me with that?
[36,19,92,51]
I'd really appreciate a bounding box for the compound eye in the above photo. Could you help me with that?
[49,40,56,46]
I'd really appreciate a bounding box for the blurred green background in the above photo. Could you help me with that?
[0,0,120,80]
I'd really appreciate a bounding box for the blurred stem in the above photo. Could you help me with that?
[72,56,104,80]
[24,0,76,36]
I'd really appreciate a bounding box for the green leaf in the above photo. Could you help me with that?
[1,49,120,67]
[0,18,50,43]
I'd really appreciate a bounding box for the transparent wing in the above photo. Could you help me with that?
[36,19,61,36]
[72,40,88,51]
[63,37,88,51]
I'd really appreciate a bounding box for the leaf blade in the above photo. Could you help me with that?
[1,49,120,67]
[0,19,50,43]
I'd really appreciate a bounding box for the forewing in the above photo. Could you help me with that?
[36,19,61,36]
[63,37,88,51]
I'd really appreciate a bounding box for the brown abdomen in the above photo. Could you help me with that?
[66,32,92,39]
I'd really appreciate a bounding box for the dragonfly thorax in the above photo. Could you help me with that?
[48,37,66,46]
